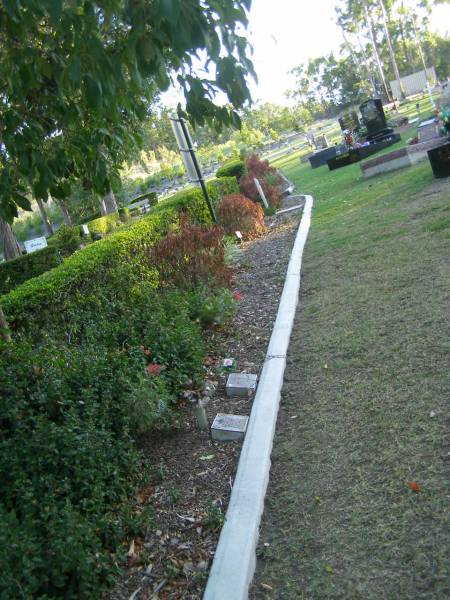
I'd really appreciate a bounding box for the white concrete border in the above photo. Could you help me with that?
[203,195,314,600]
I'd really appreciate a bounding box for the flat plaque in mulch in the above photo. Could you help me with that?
[109,201,303,600]
[211,413,249,442]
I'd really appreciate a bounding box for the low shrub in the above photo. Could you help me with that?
[118,207,130,223]
[0,247,61,295]
[155,176,239,225]
[216,159,246,181]
[0,282,208,598]
[189,285,237,327]
[149,216,231,290]
[1,209,179,334]
[88,212,121,238]
[239,154,283,208]
[216,194,266,239]
[48,225,82,257]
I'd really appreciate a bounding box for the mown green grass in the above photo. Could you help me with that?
[251,154,449,599]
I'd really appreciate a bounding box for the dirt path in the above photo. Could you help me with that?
[110,202,302,600]
[251,179,449,599]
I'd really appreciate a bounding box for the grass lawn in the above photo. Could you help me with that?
[251,155,450,599]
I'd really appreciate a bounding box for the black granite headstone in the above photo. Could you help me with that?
[359,99,389,140]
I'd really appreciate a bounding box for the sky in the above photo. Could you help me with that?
[162,0,450,108]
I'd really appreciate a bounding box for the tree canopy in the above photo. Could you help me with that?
[288,0,449,118]
[0,0,255,222]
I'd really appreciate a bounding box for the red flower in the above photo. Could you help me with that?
[407,481,420,493]
[143,348,152,356]
[146,363,162,376]
[233,291,243,301]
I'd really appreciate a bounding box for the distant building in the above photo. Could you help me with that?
[390,67,437,98]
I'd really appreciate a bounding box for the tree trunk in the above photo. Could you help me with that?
[378,0,405,99]
[60,200,72,226]
[36,198,54,236]
[100,189,118,216]
[0,306,11,343]
[364,2,392,102]
[0,217,22,260]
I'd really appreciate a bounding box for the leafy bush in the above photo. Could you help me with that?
[118,207,130,223]
[217,194,266,239]
[0,179,240,597]
[0,247,61,295]
[189,286,237,327]
[149,216,231,290]
[216,159,246,181]
[155,176,239,225]
[88,212,121,238]
[48,224,82,257]
[239,153,283,208]
[0,337,158,598]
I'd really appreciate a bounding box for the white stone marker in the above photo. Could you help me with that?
[253,178,269,209]
[24,236,47,253]
[211,413,249,441]
[226,373,257,397]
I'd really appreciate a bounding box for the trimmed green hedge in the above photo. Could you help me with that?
[155,176,239,224]
[0,247,61,296]
[87,212,121,237]
[216,159,246,181]
[1,177,238,332]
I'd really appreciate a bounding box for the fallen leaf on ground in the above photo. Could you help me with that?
[325,564,333,573]
[137,485,154,504]
[199,454,215,461]
[407,481,420,493]
[261,583,273,590]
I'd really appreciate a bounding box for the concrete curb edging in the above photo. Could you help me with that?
[203,195,314,600]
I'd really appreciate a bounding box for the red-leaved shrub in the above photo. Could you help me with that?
[216,194,266,239]
[238,154,283,208]
[149,215,231,289]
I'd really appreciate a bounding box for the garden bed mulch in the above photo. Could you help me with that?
[109,196,304,600]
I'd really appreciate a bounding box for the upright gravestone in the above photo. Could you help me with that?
[359,99,392,141]
[314,135,328,150]
[417,119,440,142]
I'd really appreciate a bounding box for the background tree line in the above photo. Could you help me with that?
[287,0,449,118]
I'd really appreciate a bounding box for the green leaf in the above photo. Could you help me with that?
[69,57,81,87]
[14,195,32,212]
[43,0,63,22]
[84,75,102,109]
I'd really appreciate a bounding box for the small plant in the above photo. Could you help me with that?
[167,485,182,505]
[167,561,181,578]
[154,462,167,482]
[205,500,225,531]
[216,194,266,239]
[189,286,237,327]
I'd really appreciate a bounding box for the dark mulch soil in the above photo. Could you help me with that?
[109,198,304,600]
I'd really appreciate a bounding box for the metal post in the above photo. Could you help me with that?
[177,117,216,223]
